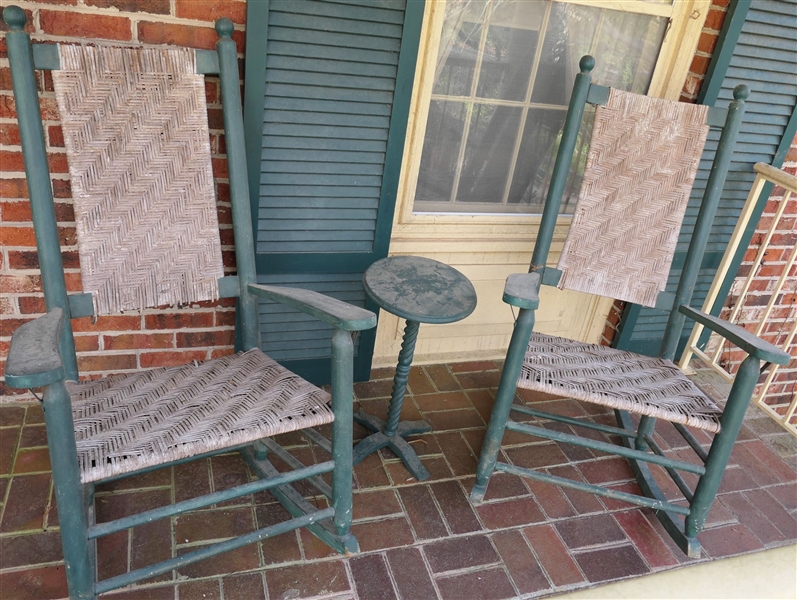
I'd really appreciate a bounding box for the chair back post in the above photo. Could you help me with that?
[530,55,594,272]
[3,5,79,381]
[215,18,261,351]
[659,84,749,361]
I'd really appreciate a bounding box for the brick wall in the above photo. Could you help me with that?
[713,137,797,412]
[600,0,730,347]
[0,0,246,401]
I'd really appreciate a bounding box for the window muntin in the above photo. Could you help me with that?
[413,0,668,215]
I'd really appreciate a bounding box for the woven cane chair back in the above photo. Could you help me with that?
[556,89,710,308]
[53,44,224,315]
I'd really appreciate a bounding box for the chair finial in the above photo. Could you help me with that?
[3,5,27,30]
[579,55,595,74]
[733,84,750,102]
[215,17,234,39]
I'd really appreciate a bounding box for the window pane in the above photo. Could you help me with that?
[432,2,484,97]
[415,100,467,203]
[531,3,668,105]
[457,104,522,203]
[508,107,594,214]
[475,1,545,101]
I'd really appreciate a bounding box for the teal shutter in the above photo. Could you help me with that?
[243,0,424,384]
[615,0,797,357]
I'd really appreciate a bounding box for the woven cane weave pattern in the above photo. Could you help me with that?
[66,349,333,483]
[557,89,709,308]
[52,44,223,315]
[518,333,723,433]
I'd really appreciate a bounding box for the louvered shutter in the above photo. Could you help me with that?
[243,0,424,384]
[615,0,797,357]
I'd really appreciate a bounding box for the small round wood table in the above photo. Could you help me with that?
[353,256,477,481]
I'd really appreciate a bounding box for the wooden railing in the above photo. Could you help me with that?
[680,163,797,437]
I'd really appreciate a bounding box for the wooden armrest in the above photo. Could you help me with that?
[679,306,791,365]
[503,272,540,309]
[6,307,66,389]
[248,284,377,332]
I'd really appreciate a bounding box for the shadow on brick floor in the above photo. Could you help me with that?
[1,361,795,599]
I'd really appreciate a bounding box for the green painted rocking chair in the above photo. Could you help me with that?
[2,7,375,598]
[470,56,791,558]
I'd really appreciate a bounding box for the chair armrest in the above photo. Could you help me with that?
[503,272,540,309]
[5,307,66,389]
[679,305,791,365]
[248,284,377,332]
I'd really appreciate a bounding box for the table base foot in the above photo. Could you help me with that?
[353,409,432,481]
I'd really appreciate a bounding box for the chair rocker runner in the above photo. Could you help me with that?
[470,55,791,558]
[2,7,376,599]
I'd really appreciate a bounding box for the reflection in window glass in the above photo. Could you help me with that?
[414,0,668,215]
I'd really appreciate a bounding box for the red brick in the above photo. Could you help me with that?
[0,8,35,33]
[437,568,516,600]
[689,54,712,77]
[140,350,206,368]
[492,529,550,594]
[138,21,219,50]
[104,333,173,350]
[47,125,64,148]
[704,7,727,30]
[0,226,37,246]
[387,547,438,600]
[0,122,20,146]
[524,524,585,586]
[74,334,100,352]
[398,485,447,540]
[476,495,545,529]
[176,329,234,348]
[175,0,247,24]
[614,509,679,568]
[78,353,137,372]
[40,10,132,40]
[86,0,170,13]
[145,312,213,330]
[0,179,28,199]
[0,565,69,600]
[0,274,41,293]
[351,516,414,552]
[699,523,764,558]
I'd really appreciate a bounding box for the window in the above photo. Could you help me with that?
[413,0,670,215]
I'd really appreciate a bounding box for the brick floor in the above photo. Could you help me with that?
[1,362,796,599]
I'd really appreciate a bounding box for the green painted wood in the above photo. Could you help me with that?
[67,293,95,318]
[5,307,65,389]
[686,355,761,536]
[680,305,791,363]
[503,272,540,310]
[510,403,636,439]
[618,0,797,356]
[245,0,425,383]
[471,307,536,503]
[4,6,79,382]
[248,283,376,331]
[217,18,261,352]
[362,257,477,324]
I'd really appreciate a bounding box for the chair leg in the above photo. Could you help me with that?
[43,381,95,599]
[635,415,657,450]
[471,308,536,503]
[686,354,760,538]
[330,329,358,552]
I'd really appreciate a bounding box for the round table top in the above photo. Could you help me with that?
[363,256,477,324]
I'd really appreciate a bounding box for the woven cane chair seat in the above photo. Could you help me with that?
[67,349,333,483]
[517,333,723,433]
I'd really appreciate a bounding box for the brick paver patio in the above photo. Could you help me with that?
[1,360,795,599]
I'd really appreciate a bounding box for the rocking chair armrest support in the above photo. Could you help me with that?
[248,284,377,332]
[503,272,541,309]
[6,307,66,389]
[679,305,791,365]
